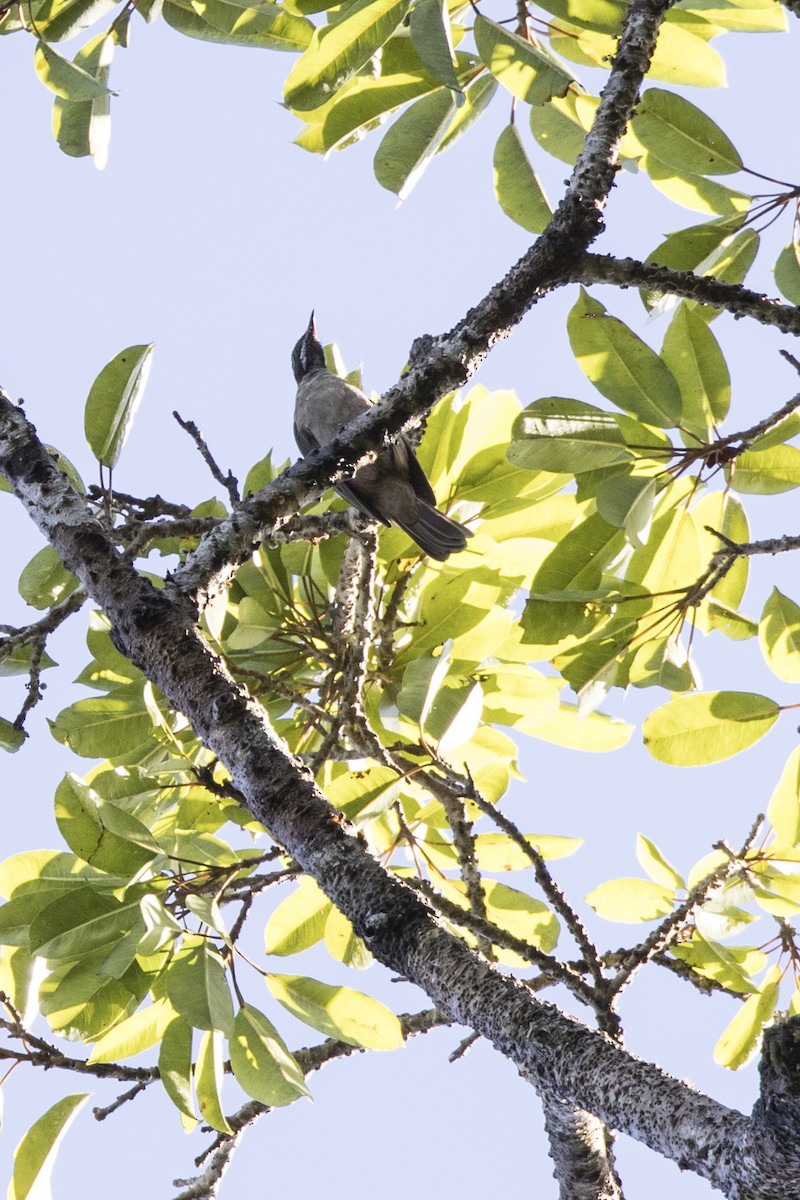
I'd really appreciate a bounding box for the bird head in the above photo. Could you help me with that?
[291,311,326,383]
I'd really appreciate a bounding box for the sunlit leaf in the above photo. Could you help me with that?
[586,877,675,922]
[568,290,682,427]
[643,691,780,765]
[474,15,572,105]
[714,965,781,1068]
[10,1094,88,1200]
[493,124,551,233]
[283,0,411,111]
[195,1029,233,1132]
[229,1003,311,1104]
[267,974,404,1049]
[768,746,800,848]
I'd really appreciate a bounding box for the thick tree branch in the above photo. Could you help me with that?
[0,389,789,1199]
[541,1093,624,1200]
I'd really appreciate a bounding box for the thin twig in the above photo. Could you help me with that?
[607,816,766,997]
[173,411,240,506]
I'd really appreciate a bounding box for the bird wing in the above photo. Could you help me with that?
[294,416,388,525]
[392,437,437,508]
[293,418,319,458]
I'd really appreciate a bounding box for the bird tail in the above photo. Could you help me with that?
[396,503,472,562]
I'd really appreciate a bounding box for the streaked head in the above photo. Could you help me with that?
[291,310,326,383]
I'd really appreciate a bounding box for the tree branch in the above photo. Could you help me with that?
[574,253,800,336]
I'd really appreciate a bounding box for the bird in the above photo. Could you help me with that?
[291,312,471,562]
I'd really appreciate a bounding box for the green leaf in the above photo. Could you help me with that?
[493,124,551,234]
[29,887,145,963]
[10,1094,88,1200]
[229,1003,311,1104]
[595,475,657,547]
[768,746,800,847]
[714,965,781,1068]
[759,588,800,683]
[0,719,27,753]
[283,0,411,111]
[529,89,591,165]
[324,904,373,967]
[567,290,682,427]
[633,87,741,175]
[265,876,332,955]
[473,832,582,871]
[191,0,312,47]
[629,635,695,692]
[18,545,79,611]
[37,0,120,41]
[479,663,560,731]
[774,241,800,305]
[509,398,636,473]
[524,704,633,751]
[165,938,235,1034]
[52,33,114,168]
[88,996,174,1062]
[648,20,726,87]
[195,1029,233,1133]
[0,642,57,679]
[373,88,456,200]
[586,877,675,922]
[643,691,780,765]
[267,974,404,1049]
[159,1018,198,1125]
[481,879,559,951]
[408,0,461,97]
[534,0,625,33]
[474,16,573,105]
[49,685,154,758]
[660,304,730,435]
[671,933,764,994]
[645,155,751,217]
[404,568,507,656]
[54,774,160,874]
[33,39,112,99]
[730,444,800,494]
[683,0,786,32]
[84,344,154,469]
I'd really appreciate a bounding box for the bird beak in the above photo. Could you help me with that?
[307,310,316,338]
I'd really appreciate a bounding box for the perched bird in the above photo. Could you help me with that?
[291,313,471,562]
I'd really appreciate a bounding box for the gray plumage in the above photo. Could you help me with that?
[291,313,471,562]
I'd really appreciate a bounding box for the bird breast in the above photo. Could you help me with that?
[295,371,370,446]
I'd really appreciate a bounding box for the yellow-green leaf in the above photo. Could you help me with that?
[568,290,682,427]
[714,965,781,1068]
[643,691,780,765]
[34,39,112,99]
[283,0,411,111]
[633,87,741,175]
[586,877,675,922]
[195,1029,233,1132]
[768,746,800,848]
[267,974,403,1050]
[229,1003,311,1104]
[493,124,551,233]
[10,1094,89,1200]
[759,588,800,683]
[474,15,572,105]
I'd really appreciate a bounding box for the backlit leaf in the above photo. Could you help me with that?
[643,691,780,765]
[84,343,154,469]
